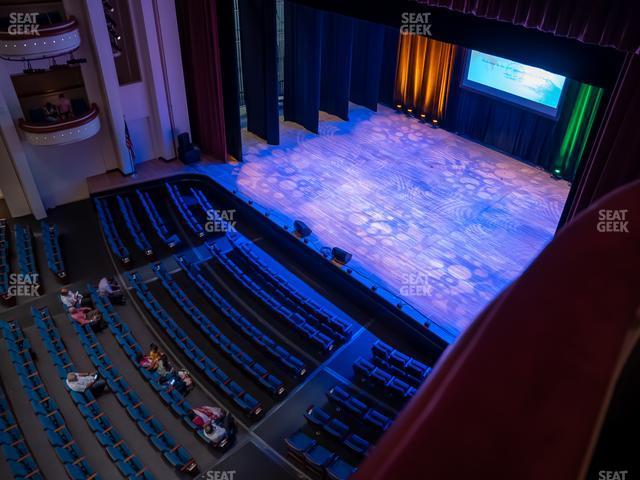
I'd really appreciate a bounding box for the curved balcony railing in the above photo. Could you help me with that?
[19,104,101,146]
[0,17,81,60]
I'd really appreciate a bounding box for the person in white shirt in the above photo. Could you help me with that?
[60,288,83,309]
[66,372,107,395]
[203,423,227,445]
[97,277,125,304]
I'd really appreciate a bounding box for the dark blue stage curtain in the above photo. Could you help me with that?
[284,1,323,133]
[378,28,400,107]
[350,20,385,111]
[319,13,354,121]
[216,0,242,160]
[238,0,280,144]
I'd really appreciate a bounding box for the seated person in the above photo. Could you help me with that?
[139,343,161,370]
[155,353,172,379]
[60,288,84,309]
[192,406,225,427]
[164,369,193,395]
[68,307,105,331]
[66,371,107,395]
[97,276,125,304]
[57,93,74,119]
[42,102,58,122]
[203,423,227,444]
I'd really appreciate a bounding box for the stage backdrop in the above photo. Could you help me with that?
[394,34,603,182]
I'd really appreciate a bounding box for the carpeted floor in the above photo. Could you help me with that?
[195,104,570,337]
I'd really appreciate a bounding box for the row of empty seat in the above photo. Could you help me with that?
[117,196,154,257]
[285,430,357,480]
[0,219,9,299]
[135,190,181,249]
[95,198,131,264]
[176,255,307,377]
[65,304,198,474]
[40,222,66,280]
[231,236,354,342]
[1,320,100,480]
[165,183,204,238]
[86,284,216,445]
[353,357,417,404]
[152,263,286,397]
[303,405,371,457]
[326,385,393,436]
[32,307,153,479]
[371,340,431,388]
[14,225,38,282]
[0,366,43,480]
[127,272,264,418]
[210,242,337,353]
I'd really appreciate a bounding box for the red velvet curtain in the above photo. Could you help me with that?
[175,0,227,160]
[355,179,640,479]
[417,0,640,54]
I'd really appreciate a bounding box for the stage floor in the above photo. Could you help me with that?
[194,104,570,337]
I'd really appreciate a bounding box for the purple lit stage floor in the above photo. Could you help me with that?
[194,104,570,338]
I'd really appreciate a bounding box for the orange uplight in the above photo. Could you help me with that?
[394,33,456,123]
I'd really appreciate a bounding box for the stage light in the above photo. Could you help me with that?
[406,108,413,114]
[395,104,402,109]
[431,119,439,129]
[420,113,426,119]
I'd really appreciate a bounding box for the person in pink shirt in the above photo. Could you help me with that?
[57,93,73,119]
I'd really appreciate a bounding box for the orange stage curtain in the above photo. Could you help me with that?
[394,34,457,121]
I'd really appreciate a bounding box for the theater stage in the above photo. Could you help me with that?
[194,104,569,338]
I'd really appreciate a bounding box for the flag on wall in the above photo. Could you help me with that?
[125,120,135,160]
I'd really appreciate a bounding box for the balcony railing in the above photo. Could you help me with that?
[0,17,81,60]
[19,104,101,146]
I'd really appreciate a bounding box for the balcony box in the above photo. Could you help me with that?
[19,104,100,146]
[0,17,80,60]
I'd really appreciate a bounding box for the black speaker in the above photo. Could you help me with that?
[332,247,352,265]
[177,132,201,164]
[293,220,312,238]
[178,132,191,152]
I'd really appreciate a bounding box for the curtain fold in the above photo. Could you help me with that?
[216,0,242,160]
[319,13,354,121]
[175,0,227,160]
[284,1,323,133]
[416,0,640,54]
[350,20,385,111]
[394,34,457,121]
[238,0,280,145]
[378,28,400,107]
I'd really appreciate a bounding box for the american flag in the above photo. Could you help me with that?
[125,120,135,159]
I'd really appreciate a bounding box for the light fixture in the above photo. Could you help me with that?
[431,119,439,129]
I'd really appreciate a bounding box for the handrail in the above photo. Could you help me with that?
[0,16,78,40]
[19,103,99,133]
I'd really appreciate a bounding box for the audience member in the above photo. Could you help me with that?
[97,276,125,304]
[155,353,172,378]
[140,343,161,370]
[68,306,105,331]
[203,423,227,444]
[66,371,107,395]
[60,288,86,309]
[192,406,225,427]
[42,102,58,122]
[57,93,73,119]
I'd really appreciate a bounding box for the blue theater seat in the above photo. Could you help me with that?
[327,457,357,480]
[343,434,370,456]
[304,405,331,428]
[304,443,335,474]
[285,430,316,462]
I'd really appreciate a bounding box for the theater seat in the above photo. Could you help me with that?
[285,430,316,463]
[327,457,357,480]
